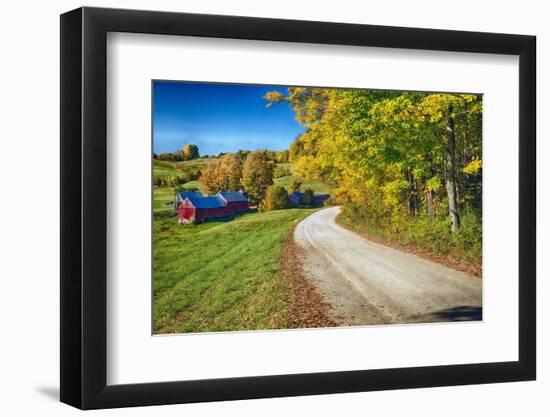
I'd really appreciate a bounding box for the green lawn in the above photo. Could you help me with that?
[153,208,315,334]
[274,175,330,194]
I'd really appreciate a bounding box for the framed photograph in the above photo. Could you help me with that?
[60,7,536,409]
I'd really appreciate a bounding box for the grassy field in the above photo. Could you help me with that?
[153,159,210,208]
[153,208,316,333]
[175,157,217,170]
[153,187,176,213]
[181,180,208,193]
[153,158,216,179]
[153,160,185,180]
[274,175,330,194]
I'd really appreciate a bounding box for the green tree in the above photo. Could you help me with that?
[259,185,288,211]
[241,151,274,201]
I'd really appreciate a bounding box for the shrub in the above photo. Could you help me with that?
[289,179,302,194]
[157,152,182,161]
[174,185,199,194]
[259,185,289,211]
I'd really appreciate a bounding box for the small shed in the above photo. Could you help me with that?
[178,196,229,224]
[217,191,249,214]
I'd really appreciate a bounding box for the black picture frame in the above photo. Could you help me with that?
[60,6,536,410]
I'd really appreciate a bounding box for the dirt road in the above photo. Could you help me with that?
[294,207,482,325]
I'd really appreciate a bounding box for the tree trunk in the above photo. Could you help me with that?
[425,188,434,220]
[445,104,460,231]
[407,170,418,216]
[424,161,436,220]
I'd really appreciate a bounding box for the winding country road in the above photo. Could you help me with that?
[295,207,482,325]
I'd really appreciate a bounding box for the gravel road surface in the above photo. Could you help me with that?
[294,207,482,325]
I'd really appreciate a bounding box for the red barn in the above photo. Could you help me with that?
[217,191,249,214]
[178,196,230,224]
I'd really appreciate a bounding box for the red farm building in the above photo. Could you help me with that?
[217,191,249,214]
[178,196,230,224]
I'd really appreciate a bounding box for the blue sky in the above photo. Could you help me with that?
[153,81,305,156]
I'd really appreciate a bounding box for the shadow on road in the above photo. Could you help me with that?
[409,305,482,323]
[430,305,482,321]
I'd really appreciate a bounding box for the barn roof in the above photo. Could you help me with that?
[177,191,203,200]
[218,191,248,202]
[186,196,226,209]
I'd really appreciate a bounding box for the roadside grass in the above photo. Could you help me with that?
[275,175,330,194]
[153,208,316,333]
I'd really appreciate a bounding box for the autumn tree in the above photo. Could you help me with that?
[265,87,481,234]
[288,135,305,161]
[199,153,243,193]
[200,160,222,194]
[181,144,199,160]
[217,153,243,191]
[241,150,274,201]
[275,150,290,163]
